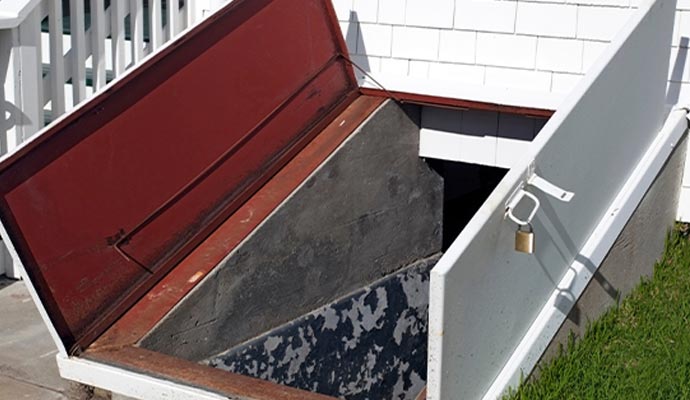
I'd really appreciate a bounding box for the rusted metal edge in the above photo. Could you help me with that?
[360,88,555,118]
[84,346,337,400]
[90,95,386,351]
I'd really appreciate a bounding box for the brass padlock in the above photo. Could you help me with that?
[515,224,535,254]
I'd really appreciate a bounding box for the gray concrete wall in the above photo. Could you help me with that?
[140,101,444,362]
[536,133,687,369]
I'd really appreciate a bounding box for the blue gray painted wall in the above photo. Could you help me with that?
[207,255,439,400]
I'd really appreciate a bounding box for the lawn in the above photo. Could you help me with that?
[505,224,690,400]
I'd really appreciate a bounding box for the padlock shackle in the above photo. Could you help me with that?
[506,189,540,226]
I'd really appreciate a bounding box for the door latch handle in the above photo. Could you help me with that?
[505,172,574,226]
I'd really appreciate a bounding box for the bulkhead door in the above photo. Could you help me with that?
[427,1,679,399]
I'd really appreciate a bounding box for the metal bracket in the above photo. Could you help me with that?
[528,174,574,202]
[505,167,575,226]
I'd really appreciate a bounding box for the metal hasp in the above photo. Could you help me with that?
[0,0,356,354]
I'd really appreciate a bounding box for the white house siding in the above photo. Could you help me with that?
[332,0,690,220]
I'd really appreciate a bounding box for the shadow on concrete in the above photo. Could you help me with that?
[667,37,689,106]
[0,276,15,290]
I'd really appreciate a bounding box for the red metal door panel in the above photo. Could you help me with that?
[118,60,353,270]
[0,0,356,352]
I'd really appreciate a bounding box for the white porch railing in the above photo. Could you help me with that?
[0,0,221,279]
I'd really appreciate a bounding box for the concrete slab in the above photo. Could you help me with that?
[0,277,69,399]
[0,375,65,399]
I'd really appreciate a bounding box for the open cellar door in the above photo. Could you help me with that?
[0,0,357,354]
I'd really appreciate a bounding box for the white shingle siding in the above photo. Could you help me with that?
[454,0,517,34]
[332,0,690,220]
[380,58,409,76]
[515,3,577,38]
[357,23,392,57]
[331,0,690,220]
[484,67,551,92]
[576,6,634,41]
[551,73,582,95]
[331,0,353,21]
[333,0,690,107]
[582,41,609,72]
[672,11,682,47]
[409,60,431,78]
[378,0,405,24]
[429,63,485,85]
[438,31,476,64]
[536,38,583,74]
[391,26,440,61]
[351,0,378,23]
[405,0,455,29]
[575,0,630,7]
[340,21,357,51]
[332,0,690,102]
[476,33,537,70]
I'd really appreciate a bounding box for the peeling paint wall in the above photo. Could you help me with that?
[207,255,439,400]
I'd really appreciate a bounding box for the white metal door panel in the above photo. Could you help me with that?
[427,1,677,399]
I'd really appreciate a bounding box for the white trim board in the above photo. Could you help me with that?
[677,186,690,222]
[57,355,226,400]
[419,128,532,170]
[678,137,690,222]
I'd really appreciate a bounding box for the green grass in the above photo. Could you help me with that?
[505,224,690,400]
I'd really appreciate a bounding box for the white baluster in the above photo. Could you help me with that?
[48,0,65,117]
[185,0,194,27]
[1,8,43,279]
[130,0,143,63]
[91,0,106,89]
[69,0,86,105]
[0,30,15,158]
[17,7,43,135]
[167,0,178,41]
[0,28,20,279]
[111,0,125,76]
[150,0,162,51]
